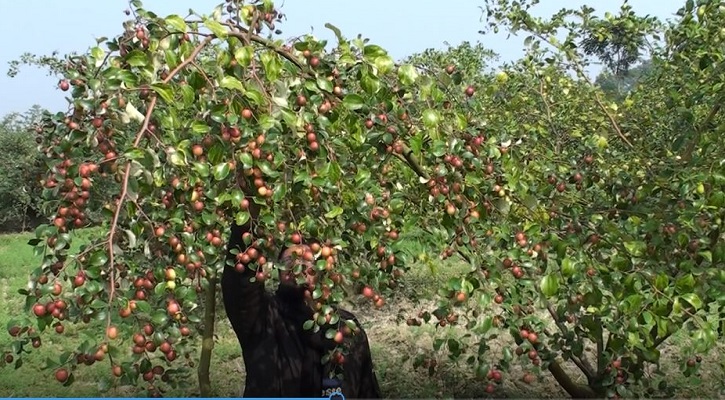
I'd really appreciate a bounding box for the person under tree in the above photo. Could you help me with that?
[221,196,382,398]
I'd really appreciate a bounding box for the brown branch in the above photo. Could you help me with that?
[106,96,157,337]
[595,317,605,375]
[590,88,634,149]
[165,36,214,85]
[548,359,599,398]
[400,145,429,180]
[225,29,304,70]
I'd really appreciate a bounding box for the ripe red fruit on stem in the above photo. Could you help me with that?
[33,303,47,317]
[55,368,69,382]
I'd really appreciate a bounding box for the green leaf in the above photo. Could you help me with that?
[89,251,108,267]
[260,51,281,81]
[234,46,254,67]
[421,109,441,128]
[235,211,250,226]
[303,319,314,330]
[204,19,227,38]
[363,44,387,58]
[560,257,575,276]
[325,207,344,219]
[539,274,560,297]
[192,162,210,178]
[165,15,188,32]
[125,50,148,67]
[220,76,244,92]
[623,241,646,257]
[151,83,175,103]
[191,121,211,134]
[397,64,419,86]
[342,94,365,110]
[213,162,230,181]
[374,55,394,75]
[317,77,333,93]
[238,152,253,168]
[324,23,344,43]
[258,162,280,177]
[168,148,186,166]
[680,293,703,310]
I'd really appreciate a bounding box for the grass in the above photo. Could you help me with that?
[0,229,723,398]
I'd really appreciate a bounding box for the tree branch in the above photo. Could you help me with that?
[225,30,304,70]
[530,31,634,149]
[224,24,434,184]
[546,302,596,381]
[682,102,721,162]
[596,317,605,375]
[548,359,599,398]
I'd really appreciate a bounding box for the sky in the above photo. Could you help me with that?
[0,0,684,116]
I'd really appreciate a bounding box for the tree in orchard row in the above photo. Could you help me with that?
[1,0,724,399]
[399,1,724,398]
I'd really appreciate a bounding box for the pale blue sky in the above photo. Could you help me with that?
[0,0,682,116]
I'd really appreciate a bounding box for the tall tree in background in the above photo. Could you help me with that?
[0,105,47,231]
[594,59,654,100]
[579,3,650,76]
[579,2,660,100]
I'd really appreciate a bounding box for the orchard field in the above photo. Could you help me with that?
[2,0,725,398]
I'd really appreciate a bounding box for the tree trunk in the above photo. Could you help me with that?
[547,360,601,399]
[198,274,217,397]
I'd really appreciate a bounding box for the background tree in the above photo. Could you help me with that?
[594,59,653,101]
[0,106,48,231]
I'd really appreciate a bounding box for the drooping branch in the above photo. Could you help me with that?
[105,35,214,336]
[105,96,157,336]
[225,30,304,70]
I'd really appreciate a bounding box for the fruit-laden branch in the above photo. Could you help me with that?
[106,95,157,336]
[222,27,431,181]
[454,249,598,398]
[225,28,304,70]
[105,36,214,336]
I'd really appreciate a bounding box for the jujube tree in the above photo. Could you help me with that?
[2,0,724,399]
